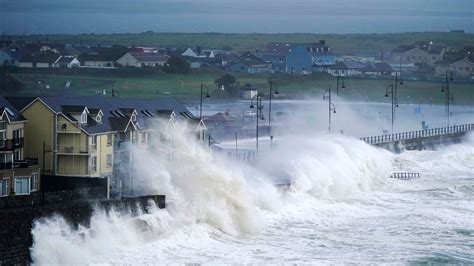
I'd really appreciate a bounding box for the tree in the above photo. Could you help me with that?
[163,57,191,74]
[215,74,239,97]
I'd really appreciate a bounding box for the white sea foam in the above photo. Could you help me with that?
[30,122,474,264]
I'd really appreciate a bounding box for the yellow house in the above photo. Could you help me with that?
[0,97,40,197]
[9,95,202,198]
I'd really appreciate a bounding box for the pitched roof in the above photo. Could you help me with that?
[0,97,27,122]
[204,112,234,123]
[330,60,367,70]
[129,52,169,62]
[19,52,61,63]
[9,95,194,135]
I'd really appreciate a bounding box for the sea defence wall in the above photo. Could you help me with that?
[360,124,473,153]
[0,190,165,265]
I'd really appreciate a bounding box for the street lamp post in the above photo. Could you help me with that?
[336,76,345,96]
[385,84,396,134]
[441,69,454,127]
[384,71,403,134]
[323,88,336,132]
[200,82,210,120]
[250,93,264,155]
[268,80,279,143]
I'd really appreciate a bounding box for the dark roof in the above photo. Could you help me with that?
[0,97,27,122]
[19,52,61,63]
[129,52,169,62]
[393,43,445,54]
[56,56,78,64]
[214,53,239,61]
[10,95,194,134]
[330,60,367,70]
[61,105,86,114]
[204,112,234,123]
[373,63,395,72]
[5,97,36,111]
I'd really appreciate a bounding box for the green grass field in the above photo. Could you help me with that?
[14,32,474,55]
[9,72,474,106]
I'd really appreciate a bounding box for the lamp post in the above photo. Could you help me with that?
[200,82,210,120]
[336,76,345,96]
[384,84,397,134]
[441,69,454,127]
[384,71,403,134]
[268,80,280,131]
[250,93,264,154]
[323,88,336,132]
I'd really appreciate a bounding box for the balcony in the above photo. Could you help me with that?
[0,158,38,171]
[0,138,24,151]
[57,145,90,155]
[57,122,81,134]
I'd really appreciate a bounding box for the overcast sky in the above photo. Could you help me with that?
[1,0,472,34]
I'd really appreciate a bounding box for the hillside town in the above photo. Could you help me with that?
[1,38,473,79]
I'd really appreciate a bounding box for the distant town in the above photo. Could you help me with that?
[1,36,473,80]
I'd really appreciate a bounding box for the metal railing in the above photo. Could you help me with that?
[360,123,473,145]
[0,138,24,151]
[390,172,420,180]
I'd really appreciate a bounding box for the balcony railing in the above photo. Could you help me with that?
[0,158,38,170]
[0,138,24,151]
[57,145,89,154]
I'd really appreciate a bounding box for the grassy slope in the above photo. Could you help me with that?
[14,32,474,54]
[10,72,474,106]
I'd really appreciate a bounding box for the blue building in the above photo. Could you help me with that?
[286,45,313,73]
[262,41,336,74]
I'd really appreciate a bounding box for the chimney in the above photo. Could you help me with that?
[319,40,326,46]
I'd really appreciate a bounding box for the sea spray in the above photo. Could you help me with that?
[30,120,398,264]
[30,202,172,264]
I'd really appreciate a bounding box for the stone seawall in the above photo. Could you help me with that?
[0,192,165,265]
[373,132,467,153]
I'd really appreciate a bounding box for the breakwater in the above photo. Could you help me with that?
[0,189,165,264]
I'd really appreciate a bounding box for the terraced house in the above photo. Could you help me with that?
[8,96,203,198]
[0,97,40,197]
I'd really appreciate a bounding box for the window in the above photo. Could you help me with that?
[13,129,21,145]
[96,114,102,123]
[106,154,112,168]
[141,132,148,145]
[91,156,97,173]
[81,111,88,124]
[131,114,137,122]
[14,176,30,195]
[30,173,38,192]
[0,153,13,170]
[14,149,21,161]
[0,131,6,148]
[107,134,112,146]
[91,135,97,149]
[0,178,9,197]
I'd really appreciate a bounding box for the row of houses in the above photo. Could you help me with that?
[0,39,172,69]
[2,38,472,78]
[0,95,206,199]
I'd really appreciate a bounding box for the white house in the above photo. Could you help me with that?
[182,48,202,58]
[55,56,80,68]
[18,53,61,68]
[116,52,169,67]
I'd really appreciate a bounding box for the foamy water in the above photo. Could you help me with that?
[30,127,474,264]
